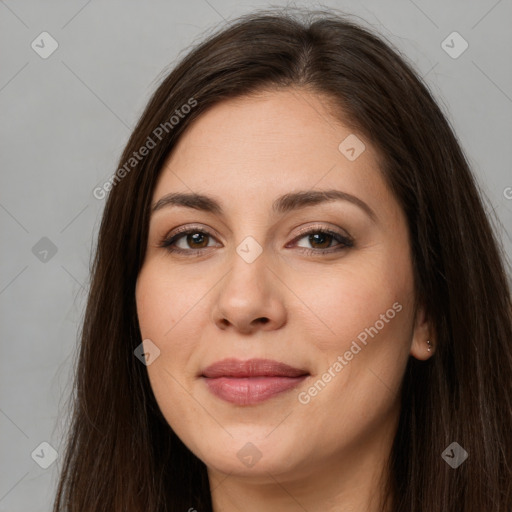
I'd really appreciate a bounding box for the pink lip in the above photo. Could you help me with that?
[201,358,309,405]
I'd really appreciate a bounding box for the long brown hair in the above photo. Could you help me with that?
[53,7,512,511]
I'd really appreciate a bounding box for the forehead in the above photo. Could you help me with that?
[152,89,389,218]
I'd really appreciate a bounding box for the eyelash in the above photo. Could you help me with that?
[158,225,354,257]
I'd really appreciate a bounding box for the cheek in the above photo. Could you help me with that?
[135,261,214,384]
[135,265,194,395]
[136,261,207,342]
[293,247,415,412]
[292,271,413,454]
[136,265,174,338]
[135,265,205,432]
[293,253,414,352]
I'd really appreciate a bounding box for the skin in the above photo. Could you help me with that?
[135,88,435,512]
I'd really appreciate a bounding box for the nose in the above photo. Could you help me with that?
[211,248,287,334]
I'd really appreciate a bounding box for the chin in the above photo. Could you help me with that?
[192,430,303,477]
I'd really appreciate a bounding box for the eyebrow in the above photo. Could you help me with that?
[151,189,377,222]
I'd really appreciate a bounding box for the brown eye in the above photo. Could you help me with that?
[305,232,334,249]
[159,228,219,254]
[292,228,353,254]
[184,232,210,249]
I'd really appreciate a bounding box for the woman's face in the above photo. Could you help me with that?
[136,88,432,483]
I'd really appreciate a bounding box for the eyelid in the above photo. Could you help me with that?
[165,223,221,241]
[290,222,353,243]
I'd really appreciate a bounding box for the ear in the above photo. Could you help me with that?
[410,302,435,361]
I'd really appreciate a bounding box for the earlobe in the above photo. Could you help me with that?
[410,338,435,361]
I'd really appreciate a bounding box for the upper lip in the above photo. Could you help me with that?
[201,358,309,378]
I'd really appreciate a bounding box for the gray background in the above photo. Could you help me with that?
[1,0,511,510]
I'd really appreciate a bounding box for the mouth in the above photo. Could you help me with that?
[200,358,309,406]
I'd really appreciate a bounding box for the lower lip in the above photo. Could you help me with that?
[203,376,308,405]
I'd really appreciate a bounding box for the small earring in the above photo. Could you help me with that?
[426,339,432,352]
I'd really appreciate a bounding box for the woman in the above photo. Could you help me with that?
[53,8,512,512]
